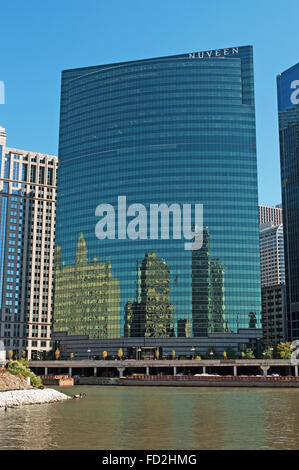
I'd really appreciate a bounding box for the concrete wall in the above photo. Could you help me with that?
[52,329,262,359]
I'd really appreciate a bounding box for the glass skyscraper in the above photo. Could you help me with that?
[55,45,261,341]
[277,62,299,341]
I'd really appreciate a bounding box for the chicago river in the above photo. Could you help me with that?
[0,386,298,450]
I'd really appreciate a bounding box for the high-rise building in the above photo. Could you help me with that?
[259,223,285,288]
[259,204,282,226]
[259,215,286,345]
[261,285,286,346]
[277,62,299,340]
[54,45,261,350]
[0,127,58,359]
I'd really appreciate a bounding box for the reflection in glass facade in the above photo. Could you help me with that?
[277,62,299,340]
[55,46,261,339]
[124,251,175,337]
[54,233,120,338]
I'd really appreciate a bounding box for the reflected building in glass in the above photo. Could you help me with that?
[124,251,175,338]
[54,233,120,338]
[54,45,261,351]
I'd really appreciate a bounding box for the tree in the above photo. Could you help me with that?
[102,350,108,360]
[118,348,123,360]
[223,351,227,359]
[206,347,220,359]
[195,355,202,360]
[21,349,26,358]
[155,349,160,360]
[262,346,273,359]
[8,350,13,359]
[70,352,75,360]
[226,347,236,359]
[277,342,293,359]
[55,348,60,360]
[243,348,255,359]
[172,349,176,360]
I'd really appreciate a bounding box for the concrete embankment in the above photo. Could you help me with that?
[0,388,71,408]
[122,375,299,388]
[73,375,299,387]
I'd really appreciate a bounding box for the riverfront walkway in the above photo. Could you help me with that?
[29,358,299,378]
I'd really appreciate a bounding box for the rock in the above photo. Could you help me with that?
[0,369,32,391]
[0,388,71,408]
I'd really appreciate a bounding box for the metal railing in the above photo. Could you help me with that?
[126,374,299,382]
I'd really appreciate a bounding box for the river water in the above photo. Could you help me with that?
[0,386,298,450]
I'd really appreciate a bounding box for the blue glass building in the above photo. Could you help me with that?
[277,62,299,341]
[54,45,261,342]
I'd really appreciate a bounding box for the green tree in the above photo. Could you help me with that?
[243,348,255,359]
[262,346,274,359]
[277,342,293,359]
[206,347,220,359]
[172,349,176,360]
[226,346,236,359]
[118,348,123,360]
[55,348,60,360]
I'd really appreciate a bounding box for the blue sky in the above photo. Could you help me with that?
[0,0,298,206]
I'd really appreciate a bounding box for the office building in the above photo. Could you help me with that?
[54,45,262,352]
[277,62,299,340]
[0,126,58,359]
[261,285,286,346]
[259,223,285,288]
[259,204,282,226]
[259,217,286,344]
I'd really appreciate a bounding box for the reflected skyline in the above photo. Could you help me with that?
[1,387,299,450]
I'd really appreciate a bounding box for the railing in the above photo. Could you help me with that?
[125,375,299,382]
[39,374,71,380]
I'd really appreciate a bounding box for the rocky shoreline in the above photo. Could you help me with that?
[0,368,71,407]
[0,367,32,391]
[0,388,71,408]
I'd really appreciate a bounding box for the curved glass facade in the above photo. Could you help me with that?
[54,46,261,339]
[277,62,299,340]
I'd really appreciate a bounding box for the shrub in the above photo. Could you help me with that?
[7,359,42,387]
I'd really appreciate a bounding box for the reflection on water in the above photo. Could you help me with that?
[0,386,299,450]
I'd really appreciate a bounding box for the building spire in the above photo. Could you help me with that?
[75,233,88,265]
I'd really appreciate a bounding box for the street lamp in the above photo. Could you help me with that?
[210,351,214,359]
[191,347,195,360]
[87,349,91,360]
[137,347,142,361]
